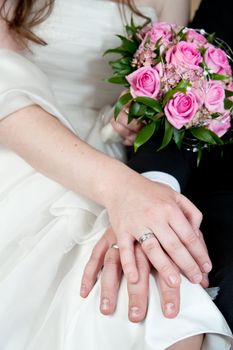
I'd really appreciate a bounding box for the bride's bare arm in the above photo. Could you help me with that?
[0,104,211,286]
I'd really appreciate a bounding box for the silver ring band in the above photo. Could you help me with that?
[110,243,119,249]
[138,232,155,244]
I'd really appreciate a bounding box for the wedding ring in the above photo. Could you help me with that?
[138,232,155,244]
[110,243,119,249]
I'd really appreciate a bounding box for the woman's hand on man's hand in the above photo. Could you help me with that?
[80,227,209,322]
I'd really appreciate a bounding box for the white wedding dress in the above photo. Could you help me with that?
[0,1,232,349]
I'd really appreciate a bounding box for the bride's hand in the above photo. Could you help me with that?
[80,228,209,322]
[104,175,212,287]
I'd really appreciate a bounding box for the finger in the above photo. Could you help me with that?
[169,210,212,274]
[80,237,109,298]
[100,246,122,315]
[157,272,180,318]
[127,244,150,323]
[178,194,203,231]
[200,273,209,288]
[154,224,204,284]
[199,229,208,253]
[114,113,142,132]
[118,237,139,284]
[139,234,181,288]
[111,119,132,139]
[123,133,137,146]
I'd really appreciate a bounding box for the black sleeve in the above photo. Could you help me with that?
[190,0,233,49]
[126,140,196,193]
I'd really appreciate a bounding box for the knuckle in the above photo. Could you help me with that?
[104,254,118,266]
[143,241,156,253]
[121,261,132,272]
[166,238,182,253]
[160,263,173,276]
[135,257,150,273]
[90,249,101,263]
[128,292,143,303]
[162,289,179,304]
[163,202,174,213]
[196,210,203,223]
[184,232,198,246]
[184,263,199,276]
[142,238,158,253]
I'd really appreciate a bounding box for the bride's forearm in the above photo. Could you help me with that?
[0,105,134,206]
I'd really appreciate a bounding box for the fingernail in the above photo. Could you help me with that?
[203,262,212,273]
[101,298,110,311]
[165,303,175,316]
[130,306,140,318]
[169,274,178,286]
[193,273,202,283]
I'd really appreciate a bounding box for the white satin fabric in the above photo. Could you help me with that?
[0,1,232,349]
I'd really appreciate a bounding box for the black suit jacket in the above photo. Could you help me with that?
[190,0,233,49]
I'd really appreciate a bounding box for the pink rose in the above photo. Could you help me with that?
[204,46,232,76]
[148,22,175,45]
[206,113,231,137]
[126,67,160,98]
[164,91,198,129]
[186,29,207,47]
[205,80,225,112]
[166,41,203,70]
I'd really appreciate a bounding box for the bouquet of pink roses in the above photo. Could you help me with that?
[105,19,233,162]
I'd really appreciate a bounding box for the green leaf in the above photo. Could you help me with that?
[224,98,233,110]
[128,102,147,118]
[110,57,131,68]
[207,32,216,44]
[210,73,228,81]
[225,89,233,98]
[173,129,185,149]
[116,35,138,54]
[162,80,191,106]
[211,112,221,119]
[107,76,128,85]
[134,122,156,152]
[157,119,173,151]
[134,96,162,112]
[196,147,203,167]
[103,48,129,56]
[114,92,132,118]
[190,127,224,145]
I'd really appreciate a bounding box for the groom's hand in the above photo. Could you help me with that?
[80,227,192,321]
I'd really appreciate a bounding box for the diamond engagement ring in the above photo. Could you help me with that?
[138,232,155,244]
[110,243,119,249]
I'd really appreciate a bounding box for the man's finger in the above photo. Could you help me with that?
[100,246,122,315]
[157,271,180,318]
[80,237,109,297]
[127,244,150,323]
